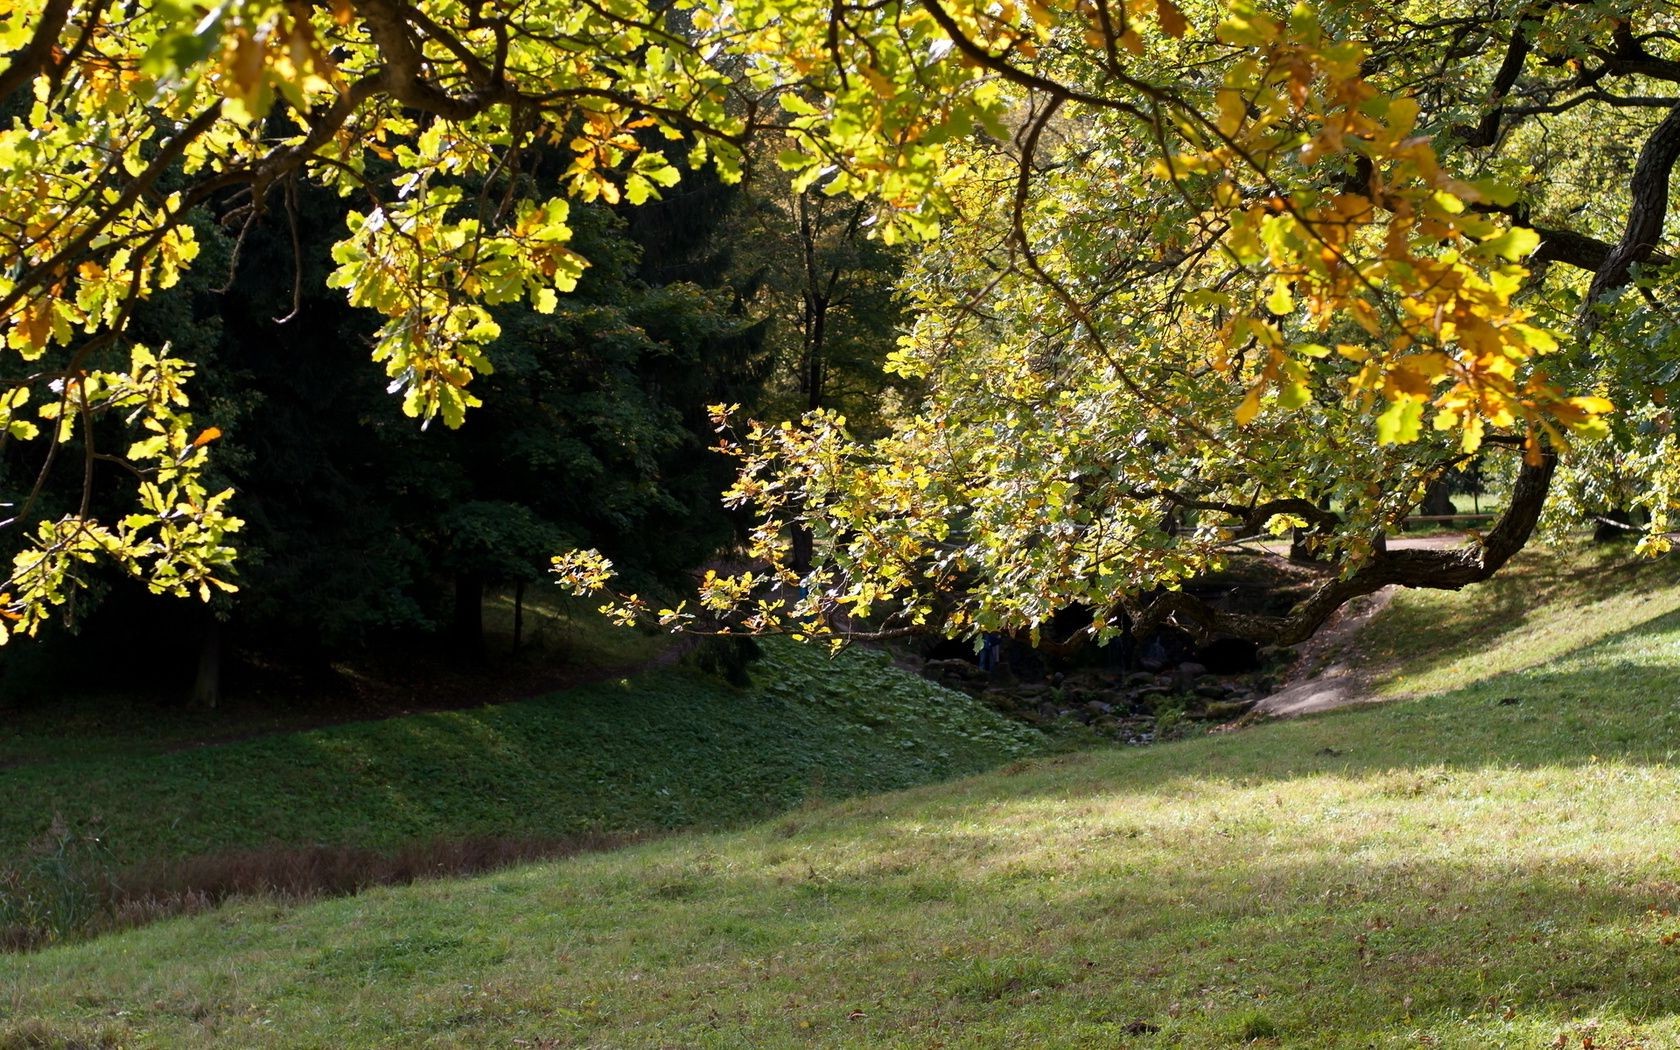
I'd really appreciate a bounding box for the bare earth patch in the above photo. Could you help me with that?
[1253,534,1467,718]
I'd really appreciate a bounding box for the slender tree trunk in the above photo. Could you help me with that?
[191,619,221,711]
[453,571,487,663]
[511,578,526,654]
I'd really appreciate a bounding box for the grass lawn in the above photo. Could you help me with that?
[6,546,1680,1047]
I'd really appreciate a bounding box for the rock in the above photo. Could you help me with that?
[1085,700,1114,716]
[924,658,987,681]
[1199,699,1256,721]
[1124,671,1157,688]
[1194,683,1227,700]
[1037,701,1059,719]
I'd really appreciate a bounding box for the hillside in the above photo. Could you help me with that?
[6,548,1680,1047]
[0,638,1052,950]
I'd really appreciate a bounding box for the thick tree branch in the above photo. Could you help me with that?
[1137,89,1680,646]
[0,0,73,103]
[1449,16,1535,148]
[1133,451,1557,646]
[1586,102,1680,302]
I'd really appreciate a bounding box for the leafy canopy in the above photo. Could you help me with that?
[0,0,1656,645]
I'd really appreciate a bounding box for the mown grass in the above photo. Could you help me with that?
[0,640,1047,870]
[1362,543,1680,697]
[6,548,1680,1046]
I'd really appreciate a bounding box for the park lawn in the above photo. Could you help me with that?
[1362,543,1680,697]
[6,545,1680,1047]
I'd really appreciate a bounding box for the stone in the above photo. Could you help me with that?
[1199,699,1256,721]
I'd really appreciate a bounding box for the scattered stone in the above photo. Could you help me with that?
[1195,636,1262,674]
[1200,699,1255,721]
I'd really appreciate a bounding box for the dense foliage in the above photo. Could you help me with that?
[1,0,1676,652]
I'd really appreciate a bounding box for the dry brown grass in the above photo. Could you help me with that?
[1,831,640,953]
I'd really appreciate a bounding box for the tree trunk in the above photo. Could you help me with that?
[790,525,814,575]
[1418,476,1456,520]
[511,578,526,654]
[453,571,487,663]
[191,619,221,711]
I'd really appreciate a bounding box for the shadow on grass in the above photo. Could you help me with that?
[7,603,1680,1043]
[8,827,1678,1046]
[1360,549,1680,694]
[1023,605,1680,804]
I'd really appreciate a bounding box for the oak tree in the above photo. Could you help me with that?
[0,0,1666,649]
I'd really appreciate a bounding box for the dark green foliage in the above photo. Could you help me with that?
[8,171,771,681]
[0,641,1048,869]
[685,634,763,686]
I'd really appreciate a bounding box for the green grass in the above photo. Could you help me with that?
[1361,544,1680,697]
[8,550,1680,1047]
[0,593,667,770]
[0,640,1048,869]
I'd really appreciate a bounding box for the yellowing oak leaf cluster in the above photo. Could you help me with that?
[0,0,1675,646]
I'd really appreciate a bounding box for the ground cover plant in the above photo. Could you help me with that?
[5,547,1680,1047]
[0,594,667,770]
[0,639,1049,945]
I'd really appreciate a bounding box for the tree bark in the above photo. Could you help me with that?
[453,571,487,663]
[511,578,526,653]
[191,619,222,711]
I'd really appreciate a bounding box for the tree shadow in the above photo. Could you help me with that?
[1357,548,1680,693]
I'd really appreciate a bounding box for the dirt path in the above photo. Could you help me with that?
[1251,587,1396,717]
[1251,533,1465,718]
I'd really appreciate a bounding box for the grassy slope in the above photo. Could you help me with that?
[8,548,1680,1048]
[1362,546,1680,697]
[0,641,1047,868]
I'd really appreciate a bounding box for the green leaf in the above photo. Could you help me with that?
[1376,398,1425,445]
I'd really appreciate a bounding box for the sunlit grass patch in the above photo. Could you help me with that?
[1363,545,1680,697]
[9,551,1680,1046]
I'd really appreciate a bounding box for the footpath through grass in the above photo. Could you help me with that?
[7,547,1680,1047]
